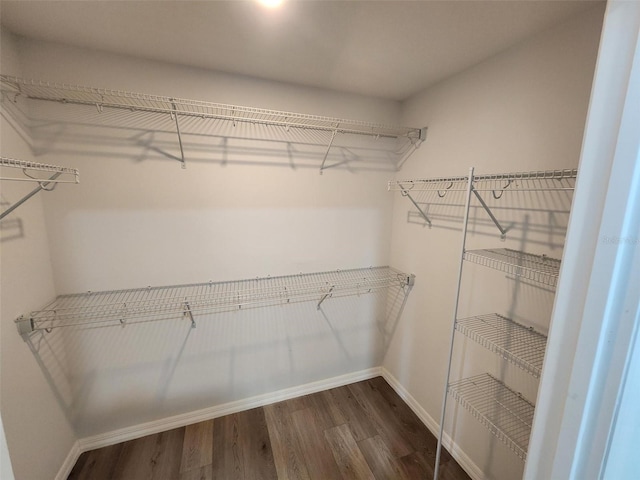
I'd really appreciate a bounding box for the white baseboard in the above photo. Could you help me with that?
[62,366,382,470]
[380,367,486,480]
[54,440,80,480]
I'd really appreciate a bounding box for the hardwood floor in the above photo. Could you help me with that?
[68,377,470,480]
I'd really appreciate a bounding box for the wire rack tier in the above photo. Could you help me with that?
[448,373,535,461]
[464,248,561,287]
[16,266,414,334]
[388,169,577,192]
[1,75,423,140]
[0,156,79,184]
[456,314,547,378]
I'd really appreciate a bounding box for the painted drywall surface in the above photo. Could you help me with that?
[0,29,77,480]
[385,5,604,480]
[4,39,406,437]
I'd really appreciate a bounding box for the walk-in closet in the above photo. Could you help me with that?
[2,2,639,480]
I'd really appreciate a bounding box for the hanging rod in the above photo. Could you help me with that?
[15,266,415,334]
[0,157,79,220]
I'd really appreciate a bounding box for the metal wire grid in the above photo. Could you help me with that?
[21,267,412,332]
[388,169,577,193]
[0,75,422,140]
[448,373,535,461]
[0,156,79,184]
[463,248,561,287]
[455,314,547,378]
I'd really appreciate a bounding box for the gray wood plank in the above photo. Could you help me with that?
[290,407,343,480]
[264,402,311,480]
[324,424,375,480]
[180,420,214,473]
[347,380,413,458]
[179,464,213,480]
[358,435,409,480]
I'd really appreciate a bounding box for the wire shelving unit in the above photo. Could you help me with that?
[0,156,79,220]
[455,314,547,378]
[16,266,415,334]
[448,373,535,461]
[421,167,578,480]
[1,75,426,173]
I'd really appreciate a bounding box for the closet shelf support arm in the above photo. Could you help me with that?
[401,189,432,227]
[317,286,335,310]
[183,301,195,328]
[171,101,186,169]
[0,172,61,221]
[319,129,338,175]
[396,127,428,171]
[472,187,508,238]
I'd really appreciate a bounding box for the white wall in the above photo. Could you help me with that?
[0,29,77,480]
[2,38,407,440]
[385,5,604,479]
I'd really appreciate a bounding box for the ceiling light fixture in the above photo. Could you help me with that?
[257,0,284,9]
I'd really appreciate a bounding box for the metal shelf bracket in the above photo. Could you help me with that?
[471,187,509,238]
[401,188,432,227]
[170,100,187,169]
[317,286,334,309]
[183,300,195,328]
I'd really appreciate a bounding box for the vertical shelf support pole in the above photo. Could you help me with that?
[434,167,475,480]
[171,100,187,169]
[319,128,338,175]
[0,172,62,220]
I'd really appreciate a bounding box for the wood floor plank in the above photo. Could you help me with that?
[324,424,375,480]
[368,377,469,478]
[212,414,243,480]
[179,464,213,480]
[264,402,311,480]
[358,435,409,480]
[111,427,185,480]
[67,443,124,480]
[213,408,278,480]
[398,450,435,479]
[347,380,413,458]
[240,407,279,480]
[324,385,378,442]
[290,407,343,480]
[180,420,214,473]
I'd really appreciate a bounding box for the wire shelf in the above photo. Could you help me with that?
[456,314,547,378]
[0,156,79,184]
[388,169,577,193]
[463,248,561,287]
[1,75,423,140]
[448,373,534,461]
[16,266,414,333]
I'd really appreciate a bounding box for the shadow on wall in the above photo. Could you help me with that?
[22,283,412,437]
[1,95,413,174]
[0,195,24,242]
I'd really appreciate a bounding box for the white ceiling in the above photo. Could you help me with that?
[0,0,600,101]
